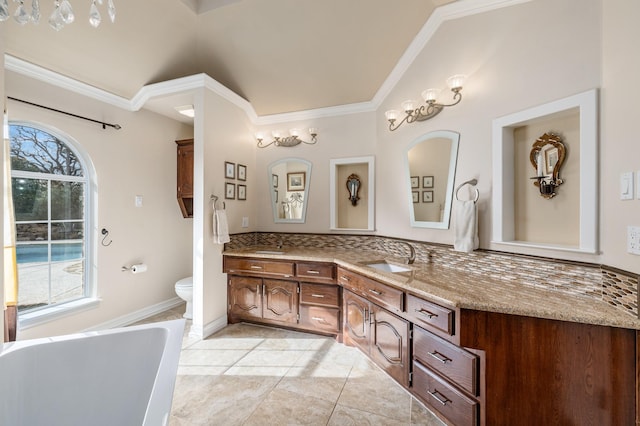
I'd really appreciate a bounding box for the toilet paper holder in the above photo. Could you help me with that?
[122,263,147,273]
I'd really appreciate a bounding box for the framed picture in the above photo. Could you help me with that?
[237,184,246,200]
[274,189,278,203]
[287,172,306,191]
[412,191,419,203]
[237,164,247,181]
[423,190,433,203]
[225,161,236,179]
[272,174,279,188]
[423,176,434,188]
[410,176,419,188]
[225,182,235,199]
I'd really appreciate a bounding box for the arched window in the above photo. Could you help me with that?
[9,122,94,320]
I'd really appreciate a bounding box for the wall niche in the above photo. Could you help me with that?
[330,156,375,231]
[492,89,598,254]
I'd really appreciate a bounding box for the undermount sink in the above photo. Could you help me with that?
[254,250,285,255]
[365,261,412,273]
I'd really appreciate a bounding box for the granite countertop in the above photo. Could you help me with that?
[223,247,640,331]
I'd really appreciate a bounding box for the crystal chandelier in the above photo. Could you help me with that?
[0,0,116,30]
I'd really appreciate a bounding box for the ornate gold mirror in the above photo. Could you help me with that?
[529,132,566,199]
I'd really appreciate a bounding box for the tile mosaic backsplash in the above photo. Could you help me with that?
[227,232,640,319]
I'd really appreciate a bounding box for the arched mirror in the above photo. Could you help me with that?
[405,130,459,229]
[268,158,312,223]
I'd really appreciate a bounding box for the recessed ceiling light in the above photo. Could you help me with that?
[175,105,195,118]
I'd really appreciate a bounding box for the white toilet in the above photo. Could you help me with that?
[174,277,193,319]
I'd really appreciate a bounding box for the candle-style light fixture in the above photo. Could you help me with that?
[0,0,116,31]
[255,128,318,148]
[385,74,466,131]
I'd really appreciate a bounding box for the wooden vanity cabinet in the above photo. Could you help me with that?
[459,309,636,426]
[342,275,410,388]
[228,275,298,324]
[176,139,194,218]
[225,257,341,336]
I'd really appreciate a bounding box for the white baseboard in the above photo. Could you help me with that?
[189,315,227,340]
[83,297,184,332]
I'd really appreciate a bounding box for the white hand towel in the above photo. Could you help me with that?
[213,209,230,244]
[453,200,479,252]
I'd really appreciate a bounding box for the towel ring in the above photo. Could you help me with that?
[455,179,479,203]
[211,194,225,210]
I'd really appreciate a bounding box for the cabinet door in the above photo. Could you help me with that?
[262,279,298,324]
[371,304,410,387]
[177,141,194,197]
[228,276,262,321]
[343,290,370,354]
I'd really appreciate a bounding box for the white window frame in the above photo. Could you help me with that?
[9,121,98,329]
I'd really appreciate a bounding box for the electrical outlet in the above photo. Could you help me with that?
[135,195,143,207]
[241,217,249,228]
[628,226,640,255]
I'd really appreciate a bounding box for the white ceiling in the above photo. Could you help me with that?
[4,0,454,117]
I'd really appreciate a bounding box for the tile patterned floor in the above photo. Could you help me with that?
[137,305,445,425]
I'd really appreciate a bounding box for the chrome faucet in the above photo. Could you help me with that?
[404,242,416,264]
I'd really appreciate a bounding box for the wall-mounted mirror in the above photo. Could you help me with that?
[405,131,459,229]
[268,158,312,223]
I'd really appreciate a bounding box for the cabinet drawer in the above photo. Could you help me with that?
[414,326,478,395]
[412,361,479,426]
[224,257,295,277]
[300,283,340,307]
[299,306,340,333]
[337,268,403,312]
[296,262,336,281]
[407,294,454,336]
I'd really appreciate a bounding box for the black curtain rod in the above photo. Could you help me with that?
[7,96,122,130]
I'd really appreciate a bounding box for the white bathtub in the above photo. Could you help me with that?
[0,319,185,426]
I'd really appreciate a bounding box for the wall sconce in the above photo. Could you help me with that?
[255,128,318,148]
[529,132,566,199]
[385,74,466,131]
[346,174,361,206]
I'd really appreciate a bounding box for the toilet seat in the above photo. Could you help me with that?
[175,277,193,289]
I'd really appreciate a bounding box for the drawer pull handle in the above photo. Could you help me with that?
[427,389,450,406]
[340,275,351,282]
[311,294,325,298]
[428,351,452,364]
[250,265,263,270]
[415,308,438,319]
[306,270,320,274]
[368,289,383,296]
[311,316,327,323]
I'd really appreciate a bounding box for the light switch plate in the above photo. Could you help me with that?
[621,172,634,200]
[241,217,249,228]
[135,195,143,207]
[628,226,640,255]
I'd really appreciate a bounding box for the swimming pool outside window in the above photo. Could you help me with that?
[9,123,92,316]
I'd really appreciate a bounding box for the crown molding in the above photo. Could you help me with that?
[4,0,530,126]
[5,54,133,111]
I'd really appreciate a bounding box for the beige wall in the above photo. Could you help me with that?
[513,112,580,245]
[254,112,377,233]
[376,0,603,260]
[336,163,369,229]
[601,0,640,274]
[5,71,194,339]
